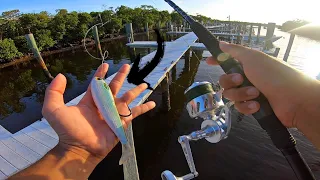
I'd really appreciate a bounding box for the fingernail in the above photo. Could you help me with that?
[150,101,156,107]
[248,102,257,109]
[232,74,242,83]
[246,87,259,96]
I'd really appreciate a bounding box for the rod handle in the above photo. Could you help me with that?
[220,58,296,149]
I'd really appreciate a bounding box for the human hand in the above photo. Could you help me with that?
[206,42,319,128]
[42,64,156,164]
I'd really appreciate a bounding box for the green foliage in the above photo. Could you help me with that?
[49,10,67,41]
[34,29,55,51]
[13,36,28,53]
[0,5,215,59]
[0,38,22,61]
[171,12,183,26]
[19,12,50,34]
[281,19,310,32]
[1,10,20,20]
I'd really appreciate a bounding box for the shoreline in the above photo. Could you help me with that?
[0,31,147,69]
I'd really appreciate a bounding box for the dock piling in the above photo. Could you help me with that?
[265,22,276,49]
[25,34,54,81]
[256,24,262,43]
[145,23,149,38]
[273,47,280,57]
[184,49,191,72]
[248,24,253,43]
[171,65,177,81]
[283,33,295,62]
[92,25,103,58]
[161,73,171,111]
[125,23,134,43]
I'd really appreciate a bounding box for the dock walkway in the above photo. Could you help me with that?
[0,32,198,179]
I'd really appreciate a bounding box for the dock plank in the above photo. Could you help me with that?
[20,126,58,148]
[30,121,58,140]
[0,155,17,177]
[0,126,41,163]
[0,170,7,179]
[0,140,30,170]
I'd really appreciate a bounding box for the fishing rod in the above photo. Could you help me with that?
[163,0,315,179]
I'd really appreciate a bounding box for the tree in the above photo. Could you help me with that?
[2,20,19,39]
[281,19,310,32]
[13,36,29,53]
[19,12,50,34]
[0,39,22,61]
[171,11,183,26]
[49,10,66,41]
[34,29,55,51]
[1,10,20,20]
[73,12,93,42]
[159,10,171,26]
[63,11,79,43]
[0,9,20,40]
[116,5,134,25]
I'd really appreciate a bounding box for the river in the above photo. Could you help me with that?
[0,30,319,179]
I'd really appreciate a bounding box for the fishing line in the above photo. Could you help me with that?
[148,0,218,85]
[83,17,110,78]
[148,0,246,121]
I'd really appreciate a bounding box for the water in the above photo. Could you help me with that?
[0,32,160,132]
[0,30,319,179]
[266,28,320,79]
[91,30,320,179]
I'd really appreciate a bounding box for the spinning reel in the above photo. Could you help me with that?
[161,82,232,180]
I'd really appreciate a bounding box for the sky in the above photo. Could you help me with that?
[0,0,318,24]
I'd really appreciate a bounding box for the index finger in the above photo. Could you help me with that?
[109,64,130,96]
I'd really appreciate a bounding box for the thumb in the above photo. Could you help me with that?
[42,73,67,117]
[206,41,254,65]
[219,41,259,64]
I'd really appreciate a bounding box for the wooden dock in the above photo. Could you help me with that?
[0,32,198,179]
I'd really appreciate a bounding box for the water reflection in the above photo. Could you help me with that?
[271,29,320,79]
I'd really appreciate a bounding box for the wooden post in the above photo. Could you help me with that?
[273,47,280,57]
[125,23,134,43]
[161,73,171,111]
[283,33,295,62]
[171,65,177,81]
[145,23,149,39]
[92,25,103,58]
[123,123,140,180]
[256,24,262,43]
[185,49,191,72]
[265,22,276,49]
[237,24,241,44]
[248,24,253,43]
[123,24,140,180]
[25,34,53,81]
